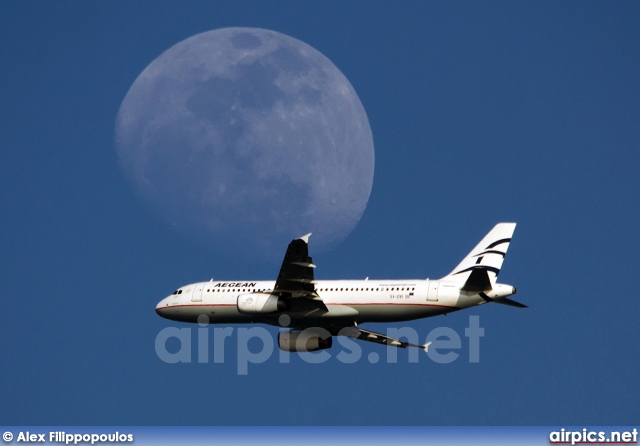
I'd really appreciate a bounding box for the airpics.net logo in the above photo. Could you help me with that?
[549,428,638,445]
[154,315,486,375]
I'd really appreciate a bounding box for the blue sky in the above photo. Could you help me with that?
[1,1,639,425]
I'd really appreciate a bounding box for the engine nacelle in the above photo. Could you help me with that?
[237,293,288,314]
[278,329,333,352]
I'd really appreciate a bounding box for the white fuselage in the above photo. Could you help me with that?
[155,224,521,351]
[155,278,491,328]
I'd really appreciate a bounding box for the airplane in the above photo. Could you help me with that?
[155,223,525,353]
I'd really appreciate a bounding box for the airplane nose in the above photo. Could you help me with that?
[155,297,170,316]
[156,304,171,320]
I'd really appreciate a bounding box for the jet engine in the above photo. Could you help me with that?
[278,329,333,352]
[237,293,288,314]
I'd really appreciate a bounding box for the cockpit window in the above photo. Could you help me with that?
[172,290,178,295]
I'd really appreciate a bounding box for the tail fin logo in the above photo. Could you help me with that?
[442,223,516,283]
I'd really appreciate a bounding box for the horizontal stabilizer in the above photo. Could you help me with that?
[494,297,528,308]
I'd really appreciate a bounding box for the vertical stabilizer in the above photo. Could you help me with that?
[442,223,516,285]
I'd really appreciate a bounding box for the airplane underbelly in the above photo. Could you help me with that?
[161,304,252,323]
[352,303,445,323]
[207,305,252,323]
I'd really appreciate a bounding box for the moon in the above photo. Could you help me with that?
[115,28,374,256]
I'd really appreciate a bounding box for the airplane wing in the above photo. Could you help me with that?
[340,326,431,352]
[273,233,319,299]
